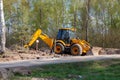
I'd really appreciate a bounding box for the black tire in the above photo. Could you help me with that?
[55,43,64,54]
[71,44,82,55]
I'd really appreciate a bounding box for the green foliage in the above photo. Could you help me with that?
[3,0,120,48]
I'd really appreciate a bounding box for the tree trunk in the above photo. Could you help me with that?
[74,11,77,28]
[0,0,6,53]
[85,0,90,42]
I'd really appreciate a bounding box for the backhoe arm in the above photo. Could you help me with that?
[24,29,54,49]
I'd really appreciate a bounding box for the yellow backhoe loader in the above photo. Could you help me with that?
[24,28,92,55]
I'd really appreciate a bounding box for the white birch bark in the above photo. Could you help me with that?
[0,0,6,52]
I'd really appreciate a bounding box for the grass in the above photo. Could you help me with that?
[12,59,120,80]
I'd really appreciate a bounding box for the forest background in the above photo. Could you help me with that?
[2,0,120,48]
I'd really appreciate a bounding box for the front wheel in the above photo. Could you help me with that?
[55,43,64,54]
[71,44,82,55]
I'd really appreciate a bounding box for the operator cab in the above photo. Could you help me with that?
[56,28,76,44]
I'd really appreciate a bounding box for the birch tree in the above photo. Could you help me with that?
[0,0,6,53]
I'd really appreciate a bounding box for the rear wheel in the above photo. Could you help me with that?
[55,43,64,54]
[71,44,82,55]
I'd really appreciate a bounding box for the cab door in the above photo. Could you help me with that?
[56,29,70,44]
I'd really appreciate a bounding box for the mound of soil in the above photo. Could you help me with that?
[0,49,58,62]
[88,47,120,55]
[99,48,120,55]
[0,47,71,62]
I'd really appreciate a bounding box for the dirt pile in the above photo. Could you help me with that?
[0,68,14,80]
[0,48,69,62]
[99,48,120,55]
[89,47,120,55]
[91,47,102,56]
[0,49,48,62]
[0,67,31,80]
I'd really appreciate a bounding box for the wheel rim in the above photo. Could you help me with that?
[55,45,62,53]
[71,46,79,55]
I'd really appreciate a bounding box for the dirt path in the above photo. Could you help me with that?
[0,55,120,68]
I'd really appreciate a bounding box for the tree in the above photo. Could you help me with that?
[85,0,90,41]
[0,0,6,53]
[1,0,120,49]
